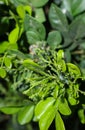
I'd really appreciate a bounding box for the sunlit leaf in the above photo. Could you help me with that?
[67,63,81,78]
[24,5,32,15]
[35,97,55,121]
[57,50,64,60]
[0,67,6,78]
[58,98,71,115]
[55,111,65,130]
[68,96,79,106]
[0,41,10,53]
[8,26,19,44]
[39,105,56,130]
[16,5,25,19]
[4,57,12,68]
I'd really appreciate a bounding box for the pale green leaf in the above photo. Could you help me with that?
[67,63,81,78]
[0,68,6,78]
[39,105,56,130]
[4,57,12,68]
[8,26,19,44]
[0,41,10,53]
[68,96,79,106]
[16,5,25,19]
[55,111,65,130]
[35,97,55,121]
[58,98,71,115]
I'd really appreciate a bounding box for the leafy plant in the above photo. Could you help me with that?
[0,0,85,130]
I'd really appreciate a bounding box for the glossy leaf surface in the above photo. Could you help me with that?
[39,105,56,130]
[49,3,68,32]
[55,111,65,130]
[35,97,55,120]
[18,105,34,125]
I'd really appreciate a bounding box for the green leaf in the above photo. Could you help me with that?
[16,5,25,19]
[24,14,46,41]
[10,0,30,7]
[0,67,6,78]
[58,98,71,115]
[4,57,12,68]
[8,26,19,44]
[61,0,72,16]
[35,8,46,23]
[47,31,62,49]
[18,105,34,125]
[16,5,32,19]
[71,0,85,16]
[34,97,55,121]
[78,109,85,124]
[55,111,65,130]
[53,85,59,98]
[49,3,68,33]
[68,96,78,106]
[0,107,20,114]
[31,0,49,7]
[23,59,45,75]
[61,0,85,16]
[0,41,10,53]
[57,50,64,60]
[8,43,18,50]
[23,59,42,69]
[69,17,85,40]
[26,30,40,45]
[24,5,32,15]
[8,49,27,59]
[67,63,81,78]
[39,105,56,130]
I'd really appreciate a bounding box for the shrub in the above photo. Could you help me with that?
[0,0,85,130]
